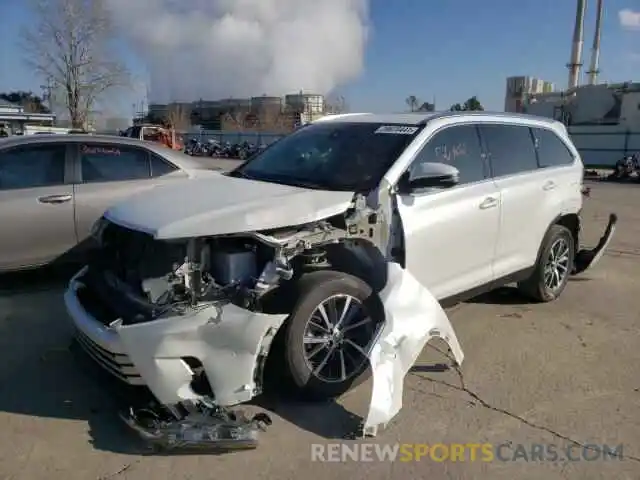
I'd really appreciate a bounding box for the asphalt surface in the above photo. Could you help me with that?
[0,180,639,480]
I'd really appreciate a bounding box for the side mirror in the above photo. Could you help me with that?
[398,162,460,193]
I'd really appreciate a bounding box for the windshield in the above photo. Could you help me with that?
[229,122,423,191]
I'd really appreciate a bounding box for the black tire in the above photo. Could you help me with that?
[280,270,384,400]
[518,224,575,302]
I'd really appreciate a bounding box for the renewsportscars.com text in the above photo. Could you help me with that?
[311,442,624,463]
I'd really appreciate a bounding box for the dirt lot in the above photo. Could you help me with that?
[0,181,638,480]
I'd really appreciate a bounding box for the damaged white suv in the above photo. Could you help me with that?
[65,112,616,445]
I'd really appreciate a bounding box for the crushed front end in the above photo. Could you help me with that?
[65,203,465,449]
[65,220,291,450]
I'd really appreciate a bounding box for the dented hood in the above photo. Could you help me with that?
[104,173,355,239]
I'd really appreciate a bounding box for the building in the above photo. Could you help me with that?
[147,92,327,130]
[519,81,640,166]
[0,100,56,134]
[504,76,555,113]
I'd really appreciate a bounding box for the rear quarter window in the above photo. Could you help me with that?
[532,128,575,167]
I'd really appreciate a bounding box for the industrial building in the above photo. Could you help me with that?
[146,92,327,131]
[507,0,640,166]
[505,0,618,119]
[504,77,555,112]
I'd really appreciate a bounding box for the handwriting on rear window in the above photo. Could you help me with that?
[434,143,467,163]
[81,145,121,156]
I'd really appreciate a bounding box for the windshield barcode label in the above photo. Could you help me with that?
[375,126,419,135]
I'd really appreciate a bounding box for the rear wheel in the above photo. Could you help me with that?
[518,225,574,302]
[280,270,383,400]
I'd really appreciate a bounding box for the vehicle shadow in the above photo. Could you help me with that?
[0,267,147,455]
[465,286,533,305]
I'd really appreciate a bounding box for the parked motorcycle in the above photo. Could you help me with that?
[185,138,206,156]
[608,152,640,180]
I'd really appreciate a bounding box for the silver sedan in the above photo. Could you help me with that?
[0,134,215,272]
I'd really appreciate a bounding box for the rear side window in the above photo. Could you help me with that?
[480,124,538,177]
[0,144,66,190]
[150,154,178,177]
[80,144,150,183]
[532,128,575,167]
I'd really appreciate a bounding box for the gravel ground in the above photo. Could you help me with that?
[0,181,638,480]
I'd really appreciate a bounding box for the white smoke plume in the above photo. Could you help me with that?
[105,0,370,103]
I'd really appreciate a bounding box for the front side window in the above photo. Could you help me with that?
[532,127,575,167]
[480,124,538,177]
[411,124,487,184]
[229,122,424,191]
[80,144,150,183]
[0,144,66,190]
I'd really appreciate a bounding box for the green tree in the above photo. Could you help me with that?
[406,96,436,112]
[449,96,484,111]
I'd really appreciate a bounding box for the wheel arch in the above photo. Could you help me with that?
[533,213,580,267]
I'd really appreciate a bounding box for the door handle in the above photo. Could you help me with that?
[38,194,72,204]
[543,181,557,191]
[479,196,499,209]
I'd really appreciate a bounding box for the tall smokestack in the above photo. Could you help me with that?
[587,0,604,85]
[567,0,586,90]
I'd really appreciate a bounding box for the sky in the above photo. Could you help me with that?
[0,0,638,116]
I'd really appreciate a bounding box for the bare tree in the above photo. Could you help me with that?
[21,0,129,129]
[166,103,191,132]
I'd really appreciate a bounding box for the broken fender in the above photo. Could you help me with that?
[363,263,464,436]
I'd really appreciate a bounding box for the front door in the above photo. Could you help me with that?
[396,124,501,300]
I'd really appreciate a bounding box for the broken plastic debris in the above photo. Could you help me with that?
[120,404,272,452]
[362,262,464,437]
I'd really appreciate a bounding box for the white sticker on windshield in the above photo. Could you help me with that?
[375,125,419,135]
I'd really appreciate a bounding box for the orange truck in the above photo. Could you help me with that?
[121,124,184,150]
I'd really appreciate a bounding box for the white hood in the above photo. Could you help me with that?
[104,173,355,239]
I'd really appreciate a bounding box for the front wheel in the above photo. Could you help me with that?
[518,224,575,302]
[280,270,384,400]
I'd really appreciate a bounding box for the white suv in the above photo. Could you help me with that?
[64,112,616,441]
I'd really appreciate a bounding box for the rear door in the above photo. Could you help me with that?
[531,126,582,211]
[0,142,76,270]
[72,142,185,243]
[478,123,555,277]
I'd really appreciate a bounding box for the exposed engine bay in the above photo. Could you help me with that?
[86,193,394,325]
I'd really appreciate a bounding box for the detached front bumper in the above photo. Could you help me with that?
[64,267,288,407]
[573,213,618,275]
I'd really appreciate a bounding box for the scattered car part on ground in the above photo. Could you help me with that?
[64,111,617,451]
[120,402,272,452]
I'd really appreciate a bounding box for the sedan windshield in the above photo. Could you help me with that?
[228,122,423,191]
